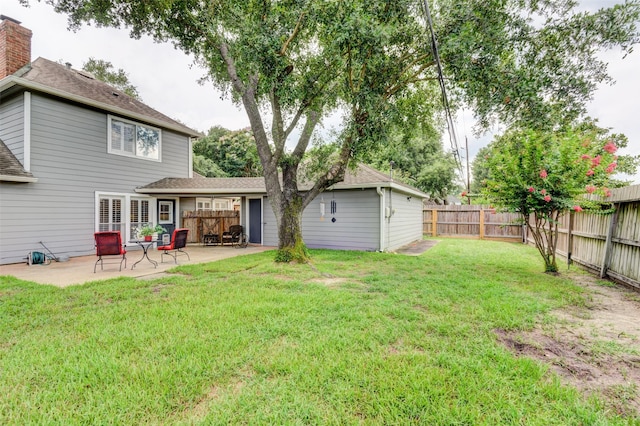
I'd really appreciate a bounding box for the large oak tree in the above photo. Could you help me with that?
[25,0,640,260]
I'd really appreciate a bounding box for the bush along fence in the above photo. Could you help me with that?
[528,184,640,290]
[423,205,524,242]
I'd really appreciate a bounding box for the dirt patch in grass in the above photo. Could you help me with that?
[496,272,640,418]
[394,239,440,256]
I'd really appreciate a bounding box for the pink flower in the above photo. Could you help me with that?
[605,162,617,173]
[580,154,591,160]
[573,205,583,212]
[603,141,618,154]
[528,186,535,193]
[603,187,612,197]
[540,189,546,195]
[585,185,596,194]
[544,195,551,202]
[591,155,601,167]
[539,169,548,179]
[461,191,468,197]
[586,169,595,176]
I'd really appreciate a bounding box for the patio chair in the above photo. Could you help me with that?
[94,231,127,273]
[157,228,190,263]
[222,224,248,248]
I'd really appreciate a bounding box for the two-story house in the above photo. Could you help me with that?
[0,16,201,265]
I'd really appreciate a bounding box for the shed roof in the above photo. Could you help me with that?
[0,57,201,137]
[137,163,428,198]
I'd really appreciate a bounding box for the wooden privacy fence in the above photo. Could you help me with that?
[423,205,524,241]
[530,185,640,290]
[182,210,240,243]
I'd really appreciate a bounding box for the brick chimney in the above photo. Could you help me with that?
[0,15,32,79]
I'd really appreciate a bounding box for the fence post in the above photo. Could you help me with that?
[432,209,438,237]
[567,211,574,267]
[479,209,485,239]
[600,204,619,278]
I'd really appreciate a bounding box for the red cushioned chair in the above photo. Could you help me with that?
[157,228,190,263]
[94,231,126,272]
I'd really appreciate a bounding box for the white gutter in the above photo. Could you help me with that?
[0,174,38,183]
[135,188,266,195]
[332,181,428,199]
[376,186,385,252]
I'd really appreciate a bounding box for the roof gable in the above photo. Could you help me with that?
[2,58,201,137]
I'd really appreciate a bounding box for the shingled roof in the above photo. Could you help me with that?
[137,163,428,198]
[2,57,201,137]
[0,138,37,182]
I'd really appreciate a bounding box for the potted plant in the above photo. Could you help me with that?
[139,224,166,241]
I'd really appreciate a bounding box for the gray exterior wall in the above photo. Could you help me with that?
[0,92,25,163]
[262,187,423,252]
[263,189,381,251]
[385,189,424,251]
[0,92,192,264]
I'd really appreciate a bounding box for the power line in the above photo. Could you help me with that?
[420,0,464,179]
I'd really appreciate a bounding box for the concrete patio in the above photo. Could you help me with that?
[0,244,274,288]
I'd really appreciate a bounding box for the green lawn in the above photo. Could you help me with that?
[0,239,633,424]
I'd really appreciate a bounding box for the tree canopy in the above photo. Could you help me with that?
[30,0,640,260]
[362,123,460,203]
[192,126,262,178]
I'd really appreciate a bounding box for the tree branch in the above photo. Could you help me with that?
[219,42,246,94]
[292,110,321,162]
[271,89,286,158]
[280,12,306,56]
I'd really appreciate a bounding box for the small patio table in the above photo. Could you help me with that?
[129,240,158,269]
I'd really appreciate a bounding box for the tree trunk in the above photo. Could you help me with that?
[270,163,312,262]
[275,192,309,262]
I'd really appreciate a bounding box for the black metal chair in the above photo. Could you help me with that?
[157,228,190,263]
[222,225,248,248]
[94,231,126,272]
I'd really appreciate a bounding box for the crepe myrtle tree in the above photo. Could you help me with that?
[482,125,636,273]
[26,0,640,261]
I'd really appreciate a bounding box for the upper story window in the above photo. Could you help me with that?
[108,115,161,161]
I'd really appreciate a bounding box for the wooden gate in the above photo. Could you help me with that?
[182,210,240,243]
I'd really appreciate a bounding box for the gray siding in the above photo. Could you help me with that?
[262,196,278,247]
[0,93,192,264]
[263,189,381,251]
[386,189,423,251]
[0,92,25,163]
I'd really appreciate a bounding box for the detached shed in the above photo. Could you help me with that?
[138,164,427,252]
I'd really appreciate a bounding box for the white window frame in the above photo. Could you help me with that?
[214,199,232,210]
[196,198,213,211]
[107,115,162,162]
[158,201,174,224]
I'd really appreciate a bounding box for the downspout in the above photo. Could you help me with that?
[376,186,385,252]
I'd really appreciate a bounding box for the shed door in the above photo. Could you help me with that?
[249,198,262,244]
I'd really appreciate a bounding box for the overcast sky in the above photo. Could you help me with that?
[3,1,639,183]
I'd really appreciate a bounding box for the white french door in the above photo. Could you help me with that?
[97,193,155,241]
[98,196,125,234]
[130,198,151,240]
